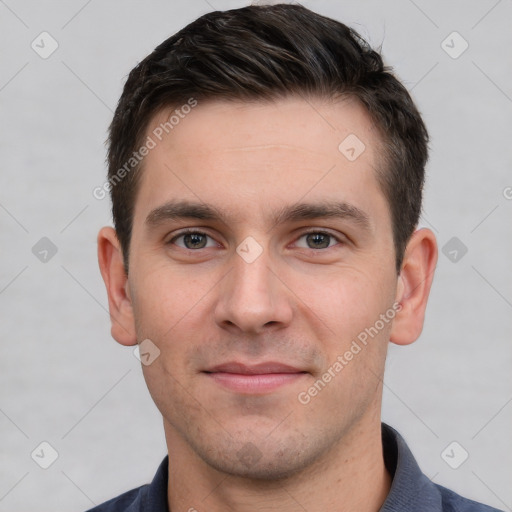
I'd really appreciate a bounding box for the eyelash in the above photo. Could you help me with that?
[167,229,219,249]
[296,230,344,249]
[167,228,344,250]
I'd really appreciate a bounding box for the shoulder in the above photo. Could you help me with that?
[381,424,504,512]
[435,483,505,512]
[84,484,148,512]
[83,455,169,511]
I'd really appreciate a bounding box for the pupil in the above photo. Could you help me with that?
[185,233,206,249]
[308,233,329,249]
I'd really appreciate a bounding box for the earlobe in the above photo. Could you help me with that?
[390,228,438,346]
[97,226,137,346]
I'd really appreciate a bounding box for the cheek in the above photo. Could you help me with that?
[307,271,393,403]
[129,263,221,391]
[304,266,394,342]
[330,271,395,379]
[130,259,215,336]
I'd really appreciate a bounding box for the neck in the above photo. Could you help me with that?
[165,415,391,512]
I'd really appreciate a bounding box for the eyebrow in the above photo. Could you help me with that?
[145,199,371,232]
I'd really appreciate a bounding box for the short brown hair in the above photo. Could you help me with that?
[107,3,428,272]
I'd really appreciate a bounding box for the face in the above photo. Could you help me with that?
[124,96,402,479]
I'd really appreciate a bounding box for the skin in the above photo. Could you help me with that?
[98,96,437,512]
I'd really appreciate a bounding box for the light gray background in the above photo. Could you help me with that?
[0,0,511,510]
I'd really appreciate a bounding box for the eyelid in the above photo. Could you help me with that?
[297,228,344,239]
[166,227,347,249]
[292,229,346,248]
[167,228,219,247]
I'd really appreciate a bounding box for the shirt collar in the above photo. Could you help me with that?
[380,423,441,511]
[142,455,169,511]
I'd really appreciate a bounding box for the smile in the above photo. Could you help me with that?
[203,362,308,394]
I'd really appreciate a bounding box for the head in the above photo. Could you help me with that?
[98,4,437,480]
[106,3,428,274]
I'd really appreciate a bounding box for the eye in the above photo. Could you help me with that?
[169,230,218,250]
[294,231,342,250]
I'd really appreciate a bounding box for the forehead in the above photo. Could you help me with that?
[133,96,387,227]
[146,95,380,161]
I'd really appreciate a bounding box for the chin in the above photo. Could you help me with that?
[207,448,310,481]
[193,430,323,481]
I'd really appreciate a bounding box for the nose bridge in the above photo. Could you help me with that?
[215,241,292,332]
[235,248,273,298]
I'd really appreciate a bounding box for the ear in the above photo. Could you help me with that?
[390,228,438,346]
[97,226,137,346]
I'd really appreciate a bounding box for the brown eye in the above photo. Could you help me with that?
[295,231,340,250]
[306,233,331,249]
[170,231,215,249]
[182,233,207,249]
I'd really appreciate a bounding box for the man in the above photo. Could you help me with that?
[90,3,502,511]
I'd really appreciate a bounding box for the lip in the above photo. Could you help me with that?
[205,361,305,374]
[203,361,308,394]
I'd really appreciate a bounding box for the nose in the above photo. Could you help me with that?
[214,244,293,334]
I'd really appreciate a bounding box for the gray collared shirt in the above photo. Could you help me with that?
[86,423,504,511]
